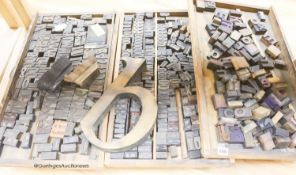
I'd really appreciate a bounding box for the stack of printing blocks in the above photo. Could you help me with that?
[202,1,296,151]
[1,14,113,160]
[110,13,155,160]
[156,12,201,159]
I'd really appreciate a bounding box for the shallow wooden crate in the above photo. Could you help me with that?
[188,0,296,160]
[103,10,232,168]
[0,12,120,169]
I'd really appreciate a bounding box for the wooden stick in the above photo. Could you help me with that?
[152,12,158,160]
[100,12,121,164]
[0,0,19,28]
[176,89,188,159]
[10,0,31,29]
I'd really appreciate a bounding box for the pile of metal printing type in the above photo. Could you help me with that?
[156,12,201,159]
[109,12,202,160]
[1,13,113,160]
[198,1,296,151]
[109,12,156,159]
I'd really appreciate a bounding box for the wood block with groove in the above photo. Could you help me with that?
[266,45,281,59]
[231,56,249,70]
[64,55,99,87]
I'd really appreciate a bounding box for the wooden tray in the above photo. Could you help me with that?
[188,0,296,160]
[0,12,119,169]
[104,10,231,168]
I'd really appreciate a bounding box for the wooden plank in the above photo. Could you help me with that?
[187,0,213,157]
[104,11,158,167]
[10,0,31,29]
[104,11,124,166]
[193,0,269,13]
[213,0,269,13]
[269,6,296,77]
[0,14,37,116]
[96,12,120,166]
[189,0,296,160]
[176,89,188,159]
[0,28,23,83]
[0,0,19,28]
[0,159,102,169]
[104,159,230,168]
[152,12,158,160]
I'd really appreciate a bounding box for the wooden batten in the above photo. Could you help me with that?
[214,0,269,13]
[152,12,158,160]
[10,0,31,29]
[0,0,19,28]
[0,14,37,117]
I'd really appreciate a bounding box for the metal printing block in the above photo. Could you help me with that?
[37,58,73,91]
[124,151,138,159]
[234,108,252,120]
[3,137,19,147]
[52,138,61,151]
[0,127,6,140]
[258,132,275,151]
[156,152,167,159]
[64,122,76,136]
[228,126,245,143]
[256,117,273,130]
[266,45,281,59]
[274,136,291,149]
[4,129,21,141]
[110,152,124,159]
[253,23,267,35]
[257,11,266,22]
[274,59,286,69]
[261,32,278,46]
[222,37,235,48]
[243,131,255,148]
[138,152,152,159]
[167,131,181,145]
[33,134,49,144]
[212,94,227,109]
[38,152,58,160]
[230,9,242,17]
[20,133,32,149]
[215,10,229,21]
[36,143,53,152]
[273,127,289,137]
[80,137,90,155]
[1,113,17,128]
[188,149,202,159]
[63,136,79,144]
[61,143,77,153]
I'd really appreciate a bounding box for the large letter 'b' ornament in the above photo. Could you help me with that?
[81,57,158,152]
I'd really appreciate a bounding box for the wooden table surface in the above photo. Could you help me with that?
[0,0,296,174]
